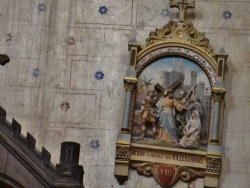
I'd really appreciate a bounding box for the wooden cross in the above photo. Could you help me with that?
[150,80,181,105]
[154,80,181,94]
[169,0,195,22]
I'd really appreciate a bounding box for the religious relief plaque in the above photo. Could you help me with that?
[114,1,227,187]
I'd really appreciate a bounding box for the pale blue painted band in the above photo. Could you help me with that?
[122,91,132,129]
[212,102,221,140]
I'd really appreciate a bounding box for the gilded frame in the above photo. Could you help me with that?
[114,20,227,188]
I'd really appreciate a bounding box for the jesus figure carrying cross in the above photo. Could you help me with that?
[153,81,188,143]
[156,89,188,143]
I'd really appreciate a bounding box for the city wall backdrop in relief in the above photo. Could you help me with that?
[132,56,211,151]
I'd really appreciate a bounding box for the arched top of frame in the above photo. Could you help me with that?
[136,45,216,85]
[131,21,221,85]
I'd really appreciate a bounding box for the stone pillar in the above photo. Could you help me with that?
[205,54,227,188]
[120,42,140,132]
[114,43,140,185]
[59,142,80,165]
[54,142,84,188]
[205,87,226,188]
[210,87,226,144]
[121,76,137,132]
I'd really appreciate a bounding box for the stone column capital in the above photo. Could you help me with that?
[124,77,137,91]
[212,87,226,102]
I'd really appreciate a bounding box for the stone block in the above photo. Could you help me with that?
[40,127,66,164]
[224,34,250,63]
[99,94,123,125]
[82,166,114,188]
[0,144,8,173]
[3,88,54,130]
[5,153,45,188]
[0,1,33,22]
[49,93,96,125]
[0,23,9,53]
[194,1,250,30]
[70,59,103,91]
[72,0,132,25]
[69,27,103,56]
[8,23,48,56]
[137,0,172,28]
[104,29,132,58]
[48,24,68,55]
[224,133,248,168]
[47,58,68,89]
[65,128,117,167]
[70,57,124,92]
[6,57,43,87]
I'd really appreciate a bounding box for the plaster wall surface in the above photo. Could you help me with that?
[0,0,249,187]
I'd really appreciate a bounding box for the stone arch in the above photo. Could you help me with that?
[0,173,25,188]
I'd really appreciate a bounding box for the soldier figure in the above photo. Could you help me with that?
[177,90,187,105]
[140,90,158,138]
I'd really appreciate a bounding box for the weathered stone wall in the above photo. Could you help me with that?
[0,0,249,187]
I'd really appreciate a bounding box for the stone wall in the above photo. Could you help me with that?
[0,0,249,187]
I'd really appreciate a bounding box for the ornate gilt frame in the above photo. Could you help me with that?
[114,3,227,188]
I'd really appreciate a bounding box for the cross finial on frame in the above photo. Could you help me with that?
[169,0,195,22]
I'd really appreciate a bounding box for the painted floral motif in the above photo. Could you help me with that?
[60,102,70,111]
[38,3,47,12]
[67,37,76,46]
[130,37,138,44]
[6,33,12,43]
[219,47,225,54]
[32,68,40,78]
[161,8,170,17]
[90,140,100,149]
[95,71,104,80]
[98,6,108,14]
[222,11,232,19]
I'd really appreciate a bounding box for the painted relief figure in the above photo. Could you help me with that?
[132,56,211,150]
[179,111,201,148]
[186,94,204,124]
[156,89,187,143]
[140,90,158,138]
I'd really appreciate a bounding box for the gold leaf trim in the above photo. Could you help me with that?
[142,21,214,56]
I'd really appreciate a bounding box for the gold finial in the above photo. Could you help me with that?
[169,0,195,22]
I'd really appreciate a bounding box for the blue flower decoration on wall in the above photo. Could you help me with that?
[161,9,170,17]
[98,6,108,14]
[38,3,47,12]
[95,71,104,80]
[222,11,232,19]
[32,68,40,78]
[90,140,100,149]
[130,37,138,44]
[219,47,225,54]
